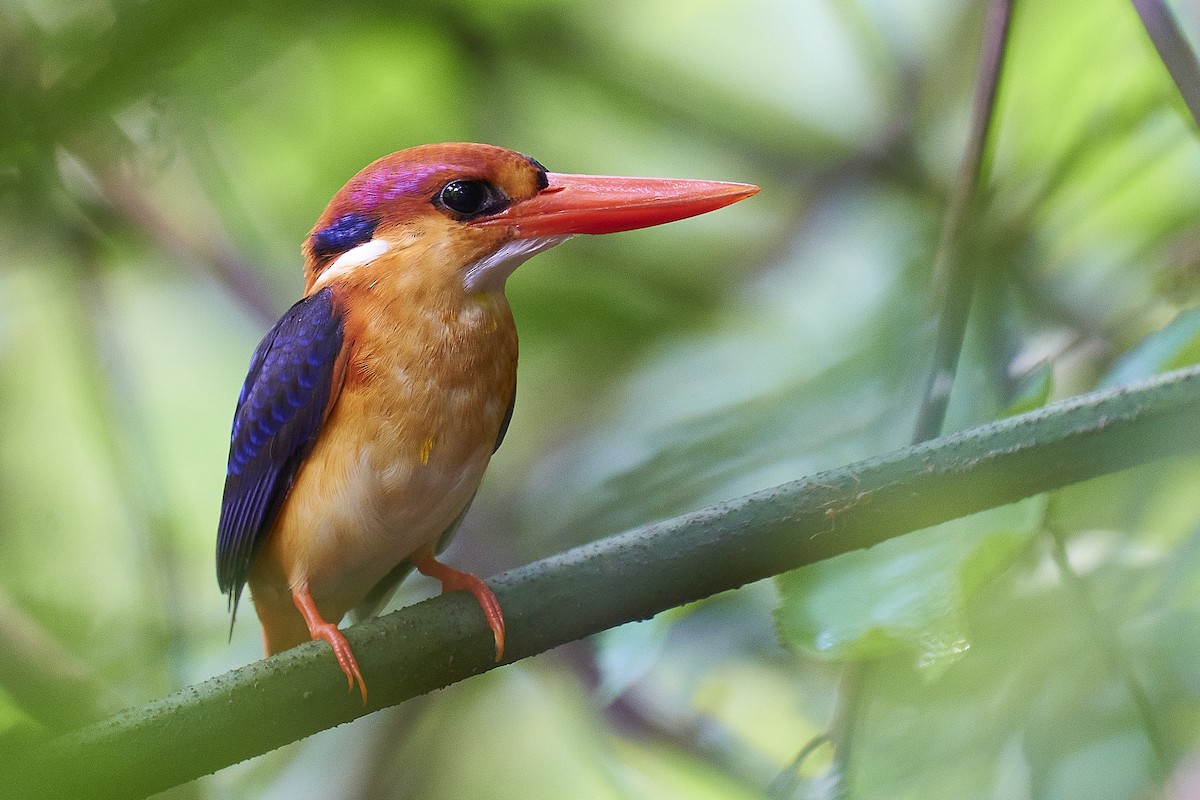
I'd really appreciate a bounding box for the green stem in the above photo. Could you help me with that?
[1046,521,1170,774]
[826,662,867,799]
[912,0,1015,443]
[12,363,1200,800]
[829,3,1017,794]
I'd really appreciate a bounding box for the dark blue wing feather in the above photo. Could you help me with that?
[494,381,515,453]
[217,287,345,614]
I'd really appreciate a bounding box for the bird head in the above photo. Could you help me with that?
[303,142,759,296]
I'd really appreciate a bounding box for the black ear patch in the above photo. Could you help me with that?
[521,154,550,190]
[311,212,378,257]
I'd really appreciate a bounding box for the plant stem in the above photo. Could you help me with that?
[1132,0,1200,127]
[912,0,1015,443]
[829,3,1016,793]
[1046,521,1170,774]
[10,363,1200,800]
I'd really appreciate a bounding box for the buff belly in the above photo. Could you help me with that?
[276,416,492,617]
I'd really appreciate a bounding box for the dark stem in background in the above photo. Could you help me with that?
[768,734,830,799]
[1046,518,1170,774]
[98,167,279,326]
[1131,0,1200,127]
[912,0,1015,444]
[1048,0,1200,775]
[823,3,1016,796]
[11,363,1200,800]
[70,235,197,699]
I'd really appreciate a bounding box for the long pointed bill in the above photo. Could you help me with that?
[483,172,760,239]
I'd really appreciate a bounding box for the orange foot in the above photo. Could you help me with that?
[413,553,506,662]
[292,583,368,704]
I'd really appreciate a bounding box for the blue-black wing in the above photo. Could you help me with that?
[217,287,345,614]
[494,379,515,453]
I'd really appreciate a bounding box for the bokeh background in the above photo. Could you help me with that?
[5,0,1200,798]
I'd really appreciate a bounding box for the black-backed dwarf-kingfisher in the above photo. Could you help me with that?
[217,142,759,701]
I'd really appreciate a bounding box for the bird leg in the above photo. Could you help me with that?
[412,552,506,662]
[291,582,368,704]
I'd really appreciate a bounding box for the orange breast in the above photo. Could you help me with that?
[251,262,518,621]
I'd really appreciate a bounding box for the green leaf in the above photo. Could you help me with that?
[1044,731,1156,800]
[774,499,1042,670]
[1004,360,1054,417]
[1101,304,1200,388]
[0,685,41,753]
[0,689,33,734]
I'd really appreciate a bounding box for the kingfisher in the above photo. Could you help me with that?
[217,142,758,702]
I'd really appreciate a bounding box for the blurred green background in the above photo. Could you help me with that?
[4,0,1200,797]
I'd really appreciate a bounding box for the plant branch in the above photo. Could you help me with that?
[1132,0,1200,127]
[826,4,1016,794]
[1046,519,1170,773]
[11,363,1200,800]
[912,0,1015,442]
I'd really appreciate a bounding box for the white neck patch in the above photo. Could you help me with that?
[310,238,391,293]
[463,235,572,293]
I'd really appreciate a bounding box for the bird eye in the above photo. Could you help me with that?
[435,179,508,218]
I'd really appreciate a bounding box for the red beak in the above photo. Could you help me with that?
[483,172,760,238]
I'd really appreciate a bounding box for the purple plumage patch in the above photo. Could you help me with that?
[349,163,443,210]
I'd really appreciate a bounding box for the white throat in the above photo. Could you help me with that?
[463,235,572,293]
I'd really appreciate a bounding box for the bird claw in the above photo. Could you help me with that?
[414,556,506,662]
[292,584,368,704]
[313,623,368,704]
